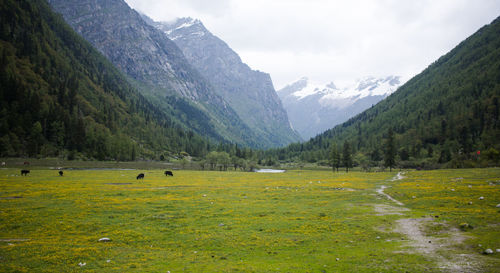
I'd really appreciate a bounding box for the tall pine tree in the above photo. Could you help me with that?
[384,128,396,171]
[329,142,341,172]
[343,141,352,173]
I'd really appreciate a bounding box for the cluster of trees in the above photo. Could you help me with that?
[203,151,240,171]
[164,142,286,172]
[327,128,397,172]
[328,142,352,172]
[195,143,261,171]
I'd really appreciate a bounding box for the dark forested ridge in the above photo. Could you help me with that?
[0,0,213,159]
[267,16,500,168]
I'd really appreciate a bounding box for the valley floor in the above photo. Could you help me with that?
[0,168,499,272]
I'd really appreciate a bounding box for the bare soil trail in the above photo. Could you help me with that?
[376,172,481,272]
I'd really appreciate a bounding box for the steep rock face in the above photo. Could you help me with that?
[150,17,301,146]
[278,76,401,139]
[50,0,205,100]
[48,0,267,148]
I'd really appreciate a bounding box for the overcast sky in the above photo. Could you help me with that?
[124,0,500,89]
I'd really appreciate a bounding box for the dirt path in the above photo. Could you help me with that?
[376,172,480,272]
[391,172,406,181]
[376,172,406,205]
[376,185,404,206]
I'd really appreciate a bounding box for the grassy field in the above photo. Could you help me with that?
[0,167,499,272]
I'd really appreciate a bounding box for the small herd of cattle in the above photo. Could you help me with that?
[19,169,173,179]
[136,171,173,179]
[20,170,63,176]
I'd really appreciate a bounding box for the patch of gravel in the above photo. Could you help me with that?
[396,218,439,254]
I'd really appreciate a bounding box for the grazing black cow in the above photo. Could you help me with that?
[136,173,144,180]
[59,171,63,176]
[21,170,30,176]
[164,171,173,177]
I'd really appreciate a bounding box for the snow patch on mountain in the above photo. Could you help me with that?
[291,76,400,102]
[278,76,402,139]
[157,17,202,36]
[292,81,331,99]
[175,18,199,30]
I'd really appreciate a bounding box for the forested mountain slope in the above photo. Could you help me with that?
[269,16,500,168]
[0,0,211,159]
[47,0,274,149]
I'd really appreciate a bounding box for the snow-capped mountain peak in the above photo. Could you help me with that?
[155,17,206,40]
[291,79,334,100]
[278,76,402,139]
[326,82,338,90]
[282,75,401,102]
[354,76,401,96]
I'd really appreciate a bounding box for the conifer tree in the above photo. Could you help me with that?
[384,128,396,171]
[329,142,341,172]
[342,141,352,173]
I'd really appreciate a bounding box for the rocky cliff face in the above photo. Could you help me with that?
[48,0,273,148]
[149,17,301,146]
[49,0,207,100]
[278,76,401,139]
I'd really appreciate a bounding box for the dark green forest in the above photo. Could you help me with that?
[0,0,217,160]
[266,16,500,169]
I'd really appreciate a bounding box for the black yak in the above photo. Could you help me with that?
[21,170,30,176]
[59,171,63,176]
[164,171,173,176]
[136,173,144,180]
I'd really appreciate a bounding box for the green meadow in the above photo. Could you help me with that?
[0,168,499,272]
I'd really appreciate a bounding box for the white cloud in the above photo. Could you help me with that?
[124,0,231,20]
[125,0,500,89]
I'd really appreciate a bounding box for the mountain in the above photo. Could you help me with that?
[268,16,500,168]
[147,17,301,146]
[47,0,269,148]
[0,0,211,159]
[278,76,401,139]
